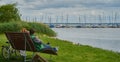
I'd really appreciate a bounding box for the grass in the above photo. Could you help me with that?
[0,34,120,62]
[0,21,56,36]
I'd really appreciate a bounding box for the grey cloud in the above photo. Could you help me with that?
[21,0,120,10]
[1,0,120,11]
[23,0,84,10]
[24,0,54,3]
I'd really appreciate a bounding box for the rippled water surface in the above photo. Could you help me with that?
[52,28,120,52]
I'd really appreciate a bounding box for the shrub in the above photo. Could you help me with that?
[0,22,21,33]
[28,22,56,36]
[0,21,56,37]
[0,3,21,22]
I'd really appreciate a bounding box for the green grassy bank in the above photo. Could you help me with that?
[0,34,120,62]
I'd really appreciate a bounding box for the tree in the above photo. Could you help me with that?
[0,3,21,22]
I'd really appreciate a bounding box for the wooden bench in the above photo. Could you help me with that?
[5,32,57,62]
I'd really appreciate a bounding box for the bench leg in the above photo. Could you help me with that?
[32,54,48,62]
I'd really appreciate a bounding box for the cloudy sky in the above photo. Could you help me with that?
[0,0,120,23]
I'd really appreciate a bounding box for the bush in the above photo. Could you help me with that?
[0,22,21,33]
[28,22,56,36]
[0,3,21,22]
[0,21,56,37]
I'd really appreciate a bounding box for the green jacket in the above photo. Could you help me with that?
[30,34,44,51]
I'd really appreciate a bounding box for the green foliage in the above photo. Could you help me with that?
[0,21,56,37]
[0,3,56,36]
[0,3,21,22]
[0,22,21,33]
[28,22,56,36]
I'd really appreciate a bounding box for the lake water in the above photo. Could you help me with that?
[52,28,120,52]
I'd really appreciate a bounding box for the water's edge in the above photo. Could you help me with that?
[52,28,120,52]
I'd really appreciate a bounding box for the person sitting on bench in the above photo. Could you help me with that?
[29,29,58,52]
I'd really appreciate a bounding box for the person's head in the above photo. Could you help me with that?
[29,29,35,35]
[21,28,29,33]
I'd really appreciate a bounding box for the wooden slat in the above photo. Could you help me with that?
[5,32,37,52]
[5,32,57,55]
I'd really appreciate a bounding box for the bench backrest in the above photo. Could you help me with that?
[5,32,37,52]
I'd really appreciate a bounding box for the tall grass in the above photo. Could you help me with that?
[0,21,56,36]
[0,22,21,33]
[27,22,56,36]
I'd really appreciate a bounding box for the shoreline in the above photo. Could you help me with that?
[52,28,120,53]
[0,34,120,62]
